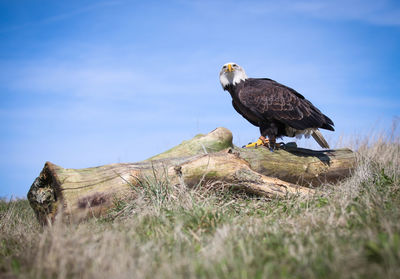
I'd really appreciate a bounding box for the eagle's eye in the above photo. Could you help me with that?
[232,64,237,67]
[223,65,227,69]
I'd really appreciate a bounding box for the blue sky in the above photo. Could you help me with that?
[1,0,399,198]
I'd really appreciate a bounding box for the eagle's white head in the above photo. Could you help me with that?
[219,62,248,89]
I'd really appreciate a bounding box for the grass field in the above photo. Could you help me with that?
[1,133,399,279]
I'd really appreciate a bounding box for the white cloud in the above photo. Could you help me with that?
[290,0,400,26]
[0,1,122,34]
[2,45,221,102]
[10,64,148,98]
[224,0,400,26]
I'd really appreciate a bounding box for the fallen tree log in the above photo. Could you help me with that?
[27,127,355,224]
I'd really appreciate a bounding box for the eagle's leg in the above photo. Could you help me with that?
[268,136,276,151]
[265,136,284,151]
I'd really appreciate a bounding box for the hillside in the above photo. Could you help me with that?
[1,136,399,279]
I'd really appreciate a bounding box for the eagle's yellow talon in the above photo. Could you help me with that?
[244,138,266,148]
[244,142,257,148]
[256,138,264,146]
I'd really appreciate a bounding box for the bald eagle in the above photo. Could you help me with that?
[219,62,334,150]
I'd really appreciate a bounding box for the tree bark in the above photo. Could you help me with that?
[27,127,355,224]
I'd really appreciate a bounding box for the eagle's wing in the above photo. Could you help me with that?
[238,78,334,131]
[232,101,259,126]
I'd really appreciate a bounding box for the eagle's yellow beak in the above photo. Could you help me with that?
[227,64,233,72]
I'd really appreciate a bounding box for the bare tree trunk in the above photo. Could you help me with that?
[27,128,355,224]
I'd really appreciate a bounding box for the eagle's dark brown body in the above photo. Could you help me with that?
[224,78,334,142]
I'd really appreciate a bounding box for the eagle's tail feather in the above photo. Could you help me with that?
[312,130,330,149]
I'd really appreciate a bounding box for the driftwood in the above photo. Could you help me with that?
[27,128,355,224]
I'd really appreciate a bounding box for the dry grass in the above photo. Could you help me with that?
[1,132,399,279]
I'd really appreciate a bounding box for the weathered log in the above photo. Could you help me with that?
[27,127,356,224]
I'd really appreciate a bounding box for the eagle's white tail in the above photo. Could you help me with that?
[312,130,330,149]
